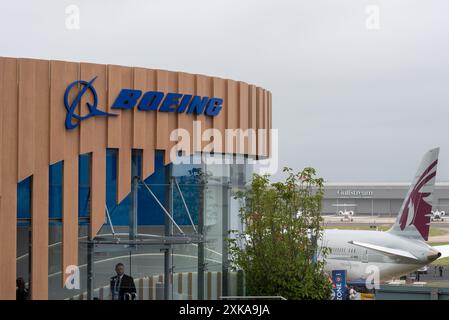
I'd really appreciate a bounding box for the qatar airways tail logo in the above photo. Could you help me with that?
[399,160,437,240]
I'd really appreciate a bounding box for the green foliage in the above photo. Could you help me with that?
[228,167,332,300]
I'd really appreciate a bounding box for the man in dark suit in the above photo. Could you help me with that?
[110,263,137,300]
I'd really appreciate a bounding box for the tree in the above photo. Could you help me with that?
[228,167,332,300]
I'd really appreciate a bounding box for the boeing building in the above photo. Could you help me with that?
[0,57,272,300]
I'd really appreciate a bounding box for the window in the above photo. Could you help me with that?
[17,176,32,299]
[48,161,63,300]
[17,177,32,219]
[106,148,118,215]
[49,161,63,219]
[78,153,91,223]
[137,150,167,226]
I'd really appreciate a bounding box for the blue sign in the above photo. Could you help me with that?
[64,76,223,130]
[332,270,347,300]
[64,77,117,129]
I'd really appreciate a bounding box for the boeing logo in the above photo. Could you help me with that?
[64,76,223,130]
[64,77,117,130]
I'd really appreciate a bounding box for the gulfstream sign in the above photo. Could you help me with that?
[64,76,223,130]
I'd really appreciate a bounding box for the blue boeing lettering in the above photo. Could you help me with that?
[111,89,142,109]
[64,77,223,130]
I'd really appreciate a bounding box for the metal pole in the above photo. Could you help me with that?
[130,175,138,242]
[129,251,132,278]
[163,247,170,300]
[197,160,206,299]
[130,162,139,242]
[86,236,94,300]
[128,153,140,279]
[164,166,174,300]
[222,180,231,297]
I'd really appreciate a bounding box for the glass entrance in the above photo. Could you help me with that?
[86,150,206,300]
[62,151,253,300]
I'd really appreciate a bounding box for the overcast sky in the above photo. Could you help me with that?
[1,0,449,182]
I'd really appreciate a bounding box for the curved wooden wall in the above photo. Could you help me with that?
[0,57,272,300]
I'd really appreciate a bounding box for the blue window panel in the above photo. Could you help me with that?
[106,149,117,212]
[78,153,91,219]
[109,149,168,226]
[49,161,63,219]
[106,149,130,226]
[110,198,131,226]
[137,150,167,225]
[172,160,202,225]
[17,176,32,219]
[105,149,201,227]
[173,182,200,225]
[105,149,145,226]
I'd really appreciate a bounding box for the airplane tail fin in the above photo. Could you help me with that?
[388,148,439,241]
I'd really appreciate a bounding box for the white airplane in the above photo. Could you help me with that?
[332,204,357,222]
[431,210,445,222]
[319,148,449,282]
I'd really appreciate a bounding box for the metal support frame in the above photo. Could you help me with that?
[164,166,174,300]
[140,179,185,236]
[93,157,214,300]
[105,204,116,237]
